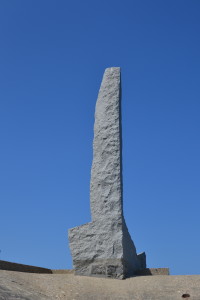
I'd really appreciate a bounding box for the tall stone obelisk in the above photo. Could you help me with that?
[68,67,146,279]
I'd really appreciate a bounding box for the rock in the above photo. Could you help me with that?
[68,67,146,279]
[1,270,200,300]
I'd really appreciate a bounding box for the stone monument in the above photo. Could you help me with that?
[68,67,146,279]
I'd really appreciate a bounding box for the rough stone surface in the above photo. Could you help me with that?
[68,67,145,279]
[1,270,200,300]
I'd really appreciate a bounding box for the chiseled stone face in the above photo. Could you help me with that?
[68,67,146,279]
[90,67,122,221]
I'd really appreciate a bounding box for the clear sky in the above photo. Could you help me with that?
[0,0,200,275]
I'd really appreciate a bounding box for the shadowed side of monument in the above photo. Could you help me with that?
[68,67,146,279]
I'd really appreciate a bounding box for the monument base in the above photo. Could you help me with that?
[74,258,124,279]
[68,219,146,279]
[74,257,147,279]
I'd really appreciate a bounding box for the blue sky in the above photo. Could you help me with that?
[0,0,200,275]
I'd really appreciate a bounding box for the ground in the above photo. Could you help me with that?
[0,270,199,300]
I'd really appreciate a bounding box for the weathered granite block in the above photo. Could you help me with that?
[68,67,146,279]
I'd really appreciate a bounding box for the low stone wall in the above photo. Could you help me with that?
[0,260,52,274]
[135,268,169,276]
[52,269,74,274]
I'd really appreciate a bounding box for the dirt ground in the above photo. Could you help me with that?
[0,270,200,300]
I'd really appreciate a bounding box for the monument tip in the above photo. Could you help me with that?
[105,66,121,72]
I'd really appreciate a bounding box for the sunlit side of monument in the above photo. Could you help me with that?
[68,67,146,279]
